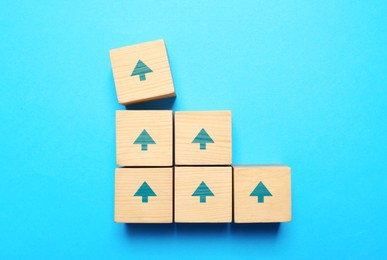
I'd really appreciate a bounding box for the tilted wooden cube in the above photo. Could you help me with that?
[233,165,292,223]
[174,166,232,223]
[175,111,232,165]
[109,39,175,105]
[115,167,173,223]
[116,110,173,166]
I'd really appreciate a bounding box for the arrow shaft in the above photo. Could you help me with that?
[200,143,206,150]
[141,144,148,151]
[258,196,264,203]
[200,196,206,203]
[139,74,146,81]
[142,196,149,203]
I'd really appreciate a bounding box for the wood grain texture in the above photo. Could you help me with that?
[175,111,232,165]
[233,165,292,223]
[109,39,175,105]
[115,167,173,223]
[174,166,232,223]
[116,110,172,166]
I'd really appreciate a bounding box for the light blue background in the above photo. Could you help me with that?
[1,1,387,259]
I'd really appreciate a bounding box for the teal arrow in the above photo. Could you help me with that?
[192,181,214,203]
[131,60,153,81]
[250,181,272,203]
[192,128,214,150]
[133,129,156,151]
[134,181,157,203]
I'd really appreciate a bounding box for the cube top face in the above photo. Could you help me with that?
[174,166,232,223]
[116,110,172,166]
[115,167,173,223]
[109,39,175,105]
[233,165,292,223]
[175,111,232,165]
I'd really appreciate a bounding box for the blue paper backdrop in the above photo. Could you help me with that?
[1,1,387,259]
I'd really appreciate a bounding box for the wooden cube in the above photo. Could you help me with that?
[175,111,232,165]
[115,167,173,223]
[174,166,232,223]
[109,39,175,105]
[116,110,172,166]
[233,165,292,223]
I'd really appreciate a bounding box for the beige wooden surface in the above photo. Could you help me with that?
[115,167,173,223]
[116,110,172,166]
[109,39,175,105]
[233,165,292,223]
[175,111,232,165]
[174,166,232,223]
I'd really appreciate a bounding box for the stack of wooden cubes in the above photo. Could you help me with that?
[110,39,292,224]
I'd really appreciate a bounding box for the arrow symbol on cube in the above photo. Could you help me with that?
[250,181,272,203]
[131,60,153,81]
[134,181,157,203]
[192,181,214,203]
[192,128,214,150]
[133,129,156,151]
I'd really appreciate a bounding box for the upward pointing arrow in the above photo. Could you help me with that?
[192,128,214,150]
[133,129,156,151]
[131,60,153,81]
[134,181,157,203]
[250,181,272,203]
[192,181,214,203]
